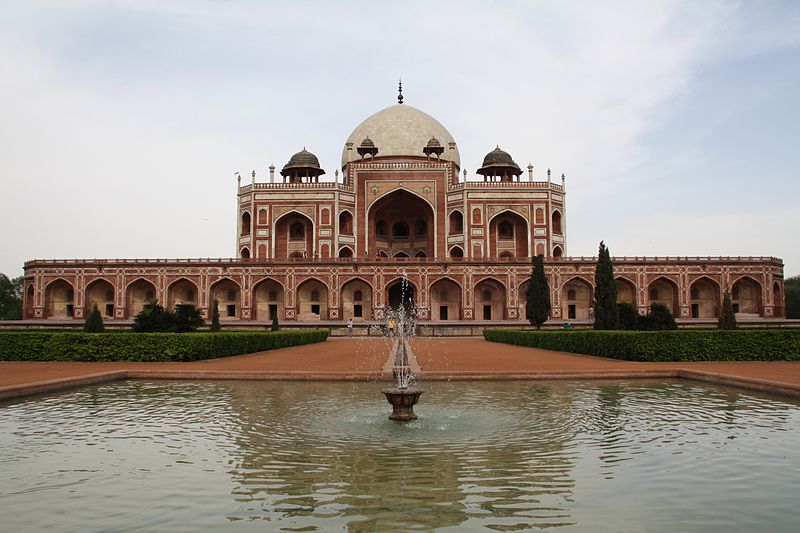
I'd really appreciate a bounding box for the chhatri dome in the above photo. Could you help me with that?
[342,87,460,169]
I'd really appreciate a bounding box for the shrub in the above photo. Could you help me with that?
[174,304,204,333]
[210,299,221,332]
[483,328,800,361]
[617,302,639,330]
[719,290,737,330]
[0,329,328,362]
[639,303,678,330]
[84,304,105,333]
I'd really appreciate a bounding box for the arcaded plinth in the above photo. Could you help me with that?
[382,388,424,421]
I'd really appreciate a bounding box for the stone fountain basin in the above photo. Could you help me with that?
[382,387,424,421]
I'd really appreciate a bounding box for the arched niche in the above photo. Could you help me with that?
[338,210,354,235]
[210,278,241,320]
[616,277,636,306]
[341,278,372,321]
[562,277,592,320]
[475,278,506,320]
[85,278,115,318]
[731,277,762,317]
[126,279,156,318]
[275,211,313,259]
[45,279,75,318]
[647,277,680,317]
[448,210,463,235]
[552,210,563,234]
[253,279,284,321]
[488,211,529,258]
[167,278,198,310]
[368,190,434,259]
[689,277,720,319]
[430,278,461,321]
[297,279,329,320]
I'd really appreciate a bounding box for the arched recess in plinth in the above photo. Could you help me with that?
[85,278,116,318]
[449,245,464,258]
[24,283,34,319]
[125,278,156,318]
[274,210,314,259]
[429,277,462,321]
[616,276,637,307]
[731,275,763,317]
[773,281,784,318]
[488,209,529,258]
[561,276,593,321]
[385,276,418,316]
[210,277,242,320]
[689,276,720,319]
[296,278,329,320]
[253,278,284,321]
[167,278,198,311]
[45,278,75,319]
[368,189,436,259]
[647,276,680,317]
[474,277,506,321]
[341,277,373,321]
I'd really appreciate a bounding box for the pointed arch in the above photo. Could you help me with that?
[552,209,563,234]
[689,276,720,319]
[474,277,506,320]
[338,209,354,235]
[44,278,75,319]
[253,277,284,321]
[241,211,251,236]
[386,276,417,314]
[24,283,34,319]
[210,277,242,320]
[167,277,199,310]
[552,245,563,258]
[338,245,354,258]
[730,275,762,317]
[615,276,637,306]
[240,247,251,259]
[430,276,462,320]
[448,209,464,235]
[85,277,116,318]
[125,278,156,318]
[647,276,679,317]
[488,209,530,259]
[341,276,373,320]
[449,245,464,258]
[561,276,593,321]
[274,210,315,259]
[297,277,329,319]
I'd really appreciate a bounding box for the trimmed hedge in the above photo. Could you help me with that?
[0,330,328,362]
[484,328,800,362]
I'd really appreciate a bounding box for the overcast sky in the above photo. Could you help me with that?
[1,0,798,278]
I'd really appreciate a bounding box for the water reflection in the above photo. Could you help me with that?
[1,379,800,532]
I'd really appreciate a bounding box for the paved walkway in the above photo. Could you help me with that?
[2,337,800,400]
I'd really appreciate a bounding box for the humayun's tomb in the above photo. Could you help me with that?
[22,88,786,327]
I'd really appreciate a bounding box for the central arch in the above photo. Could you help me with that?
[488,210,529,258]
[368,190,435,259]
[274,211,314,259]
[386,277,416,316]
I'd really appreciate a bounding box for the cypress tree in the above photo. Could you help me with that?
[719,290,738,329]
[210,299,221,332]
[525,255,551,329]
[271,314,279,332]
[593,241,618,329]
[84,303,105,333]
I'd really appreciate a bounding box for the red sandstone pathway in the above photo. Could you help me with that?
[2,337,800,400]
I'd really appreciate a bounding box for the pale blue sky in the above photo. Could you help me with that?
[1,0,798,277]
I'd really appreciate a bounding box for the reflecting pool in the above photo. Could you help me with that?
[2,379,800,532]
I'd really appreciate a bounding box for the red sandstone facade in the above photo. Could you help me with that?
[22,99,786,323]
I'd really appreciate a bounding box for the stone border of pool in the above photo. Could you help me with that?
[2,338,800,401]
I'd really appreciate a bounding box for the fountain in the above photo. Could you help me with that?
[381,273,424,421]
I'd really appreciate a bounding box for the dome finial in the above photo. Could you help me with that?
[398,78,404,104]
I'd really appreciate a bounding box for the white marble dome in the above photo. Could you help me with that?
[342,104,460,168]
